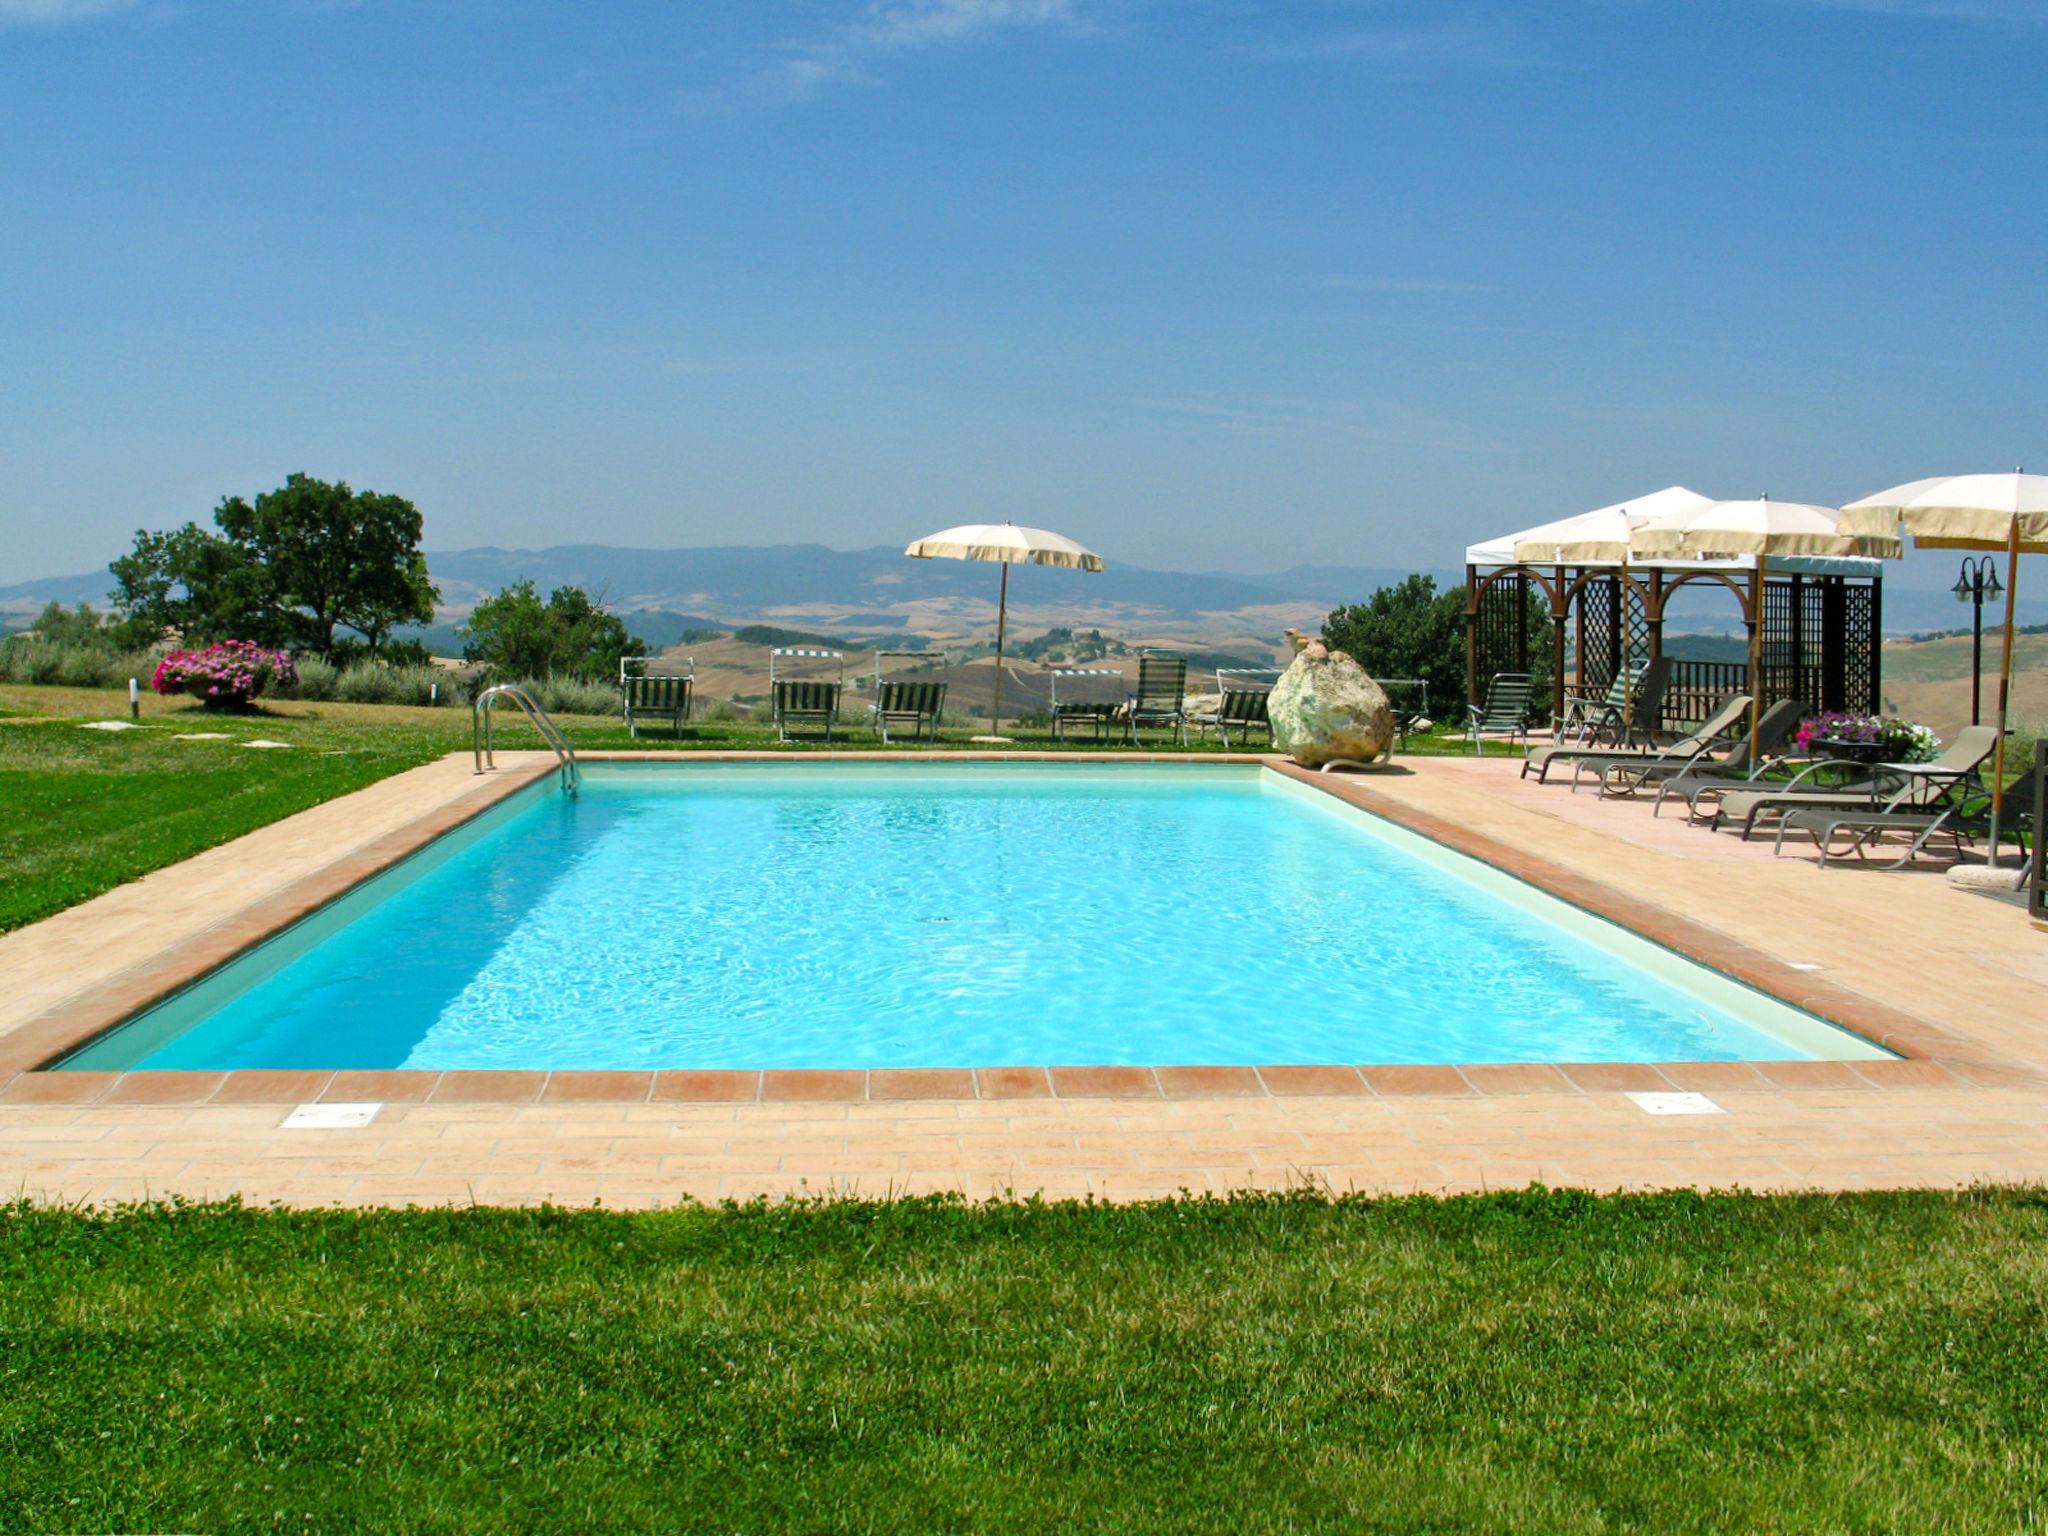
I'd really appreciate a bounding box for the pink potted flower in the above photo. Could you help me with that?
[151,641,298,709]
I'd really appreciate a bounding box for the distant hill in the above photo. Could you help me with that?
[11,543,2042,642]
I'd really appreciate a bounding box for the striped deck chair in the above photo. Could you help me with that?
[873,679,947,744]
[1555,659,1647,745]
[622,673,692,738]
[1212,688,1272,748]
[770,647,844,742]
[1127,653,1189,746]
[1049,666,1125,742]
[1466,673,1534,754]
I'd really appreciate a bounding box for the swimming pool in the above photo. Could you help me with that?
[63,764,1885,1072]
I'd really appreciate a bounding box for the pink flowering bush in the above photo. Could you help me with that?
[151,640,297,709]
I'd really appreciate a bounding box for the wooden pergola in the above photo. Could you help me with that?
[1464,529,1885,730]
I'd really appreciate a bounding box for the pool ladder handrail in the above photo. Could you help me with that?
[473,683,581,793]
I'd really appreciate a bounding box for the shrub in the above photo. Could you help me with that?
[527,675,620,717]
[0,639,157,690]
[287,657,340,701]
[151,641,297,709]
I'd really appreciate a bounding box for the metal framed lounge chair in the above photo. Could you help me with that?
[1778,803,1967,867]
[1191,667,1278,738]
[1467,673,1534,754]
[1127,651,1189,746]
[1556,657,1669,747]
[1773,762,2044,869]
[619,656,693,739]
[1522,693,1750,784]
[1614,697,1806,806]
[1047,665,1125,743]
[1212,687,1273,748]
[1714,725,1999,841]
[1377,678,1429,753]
[870,652,947,744]
[1190,667,1279,747]
[770,647,844,743]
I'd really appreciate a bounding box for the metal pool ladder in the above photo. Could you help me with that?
[473,683,581,794]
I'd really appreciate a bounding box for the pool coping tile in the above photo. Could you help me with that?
[762,1070,868,1102]
[541,1072,654,1104]
[651,1071,762,1103]
[1050,1066,1162,1099]
[1157,1066,1264,1098]
[975,1066,1053,1099]
[320,1071,440,1103]
[1255,1065,1366,1097]
[870,1069,977,1100]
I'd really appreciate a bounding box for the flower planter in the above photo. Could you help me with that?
[151,641,298,710]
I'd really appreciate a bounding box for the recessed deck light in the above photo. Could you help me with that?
[1626,1091,1725,1116]
[281,1102,381,1129]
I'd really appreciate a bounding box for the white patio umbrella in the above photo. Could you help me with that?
[904,522,1105,737]
[1840,472,2048,861]
[1631,497,1899,756]
[1510,485,1716,565]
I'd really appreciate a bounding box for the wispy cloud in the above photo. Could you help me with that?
[1251,18,1537,75]
[1319,274,1500,297]
[1786,0,2048,21]
[693,0,1087,109]
[1138,394,1471,453]
[0,0,140,23]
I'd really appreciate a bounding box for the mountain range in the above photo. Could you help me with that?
[2,543,2040,641]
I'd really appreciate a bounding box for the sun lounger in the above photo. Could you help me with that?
[1715,725,1998,840]
[1211,687,1272,748]
[1048,666,1125,743]
[1617,698,1805,807]
[873,680,946,743]
[1467,673,1534,754]
[1774,761,2044,869]
[770,647,844,743]
[1775,806,1967,867]
[1521,694,1750,784]
[1127,652,1189,746]
[1554,657,1670,748]
[621,670,692,739]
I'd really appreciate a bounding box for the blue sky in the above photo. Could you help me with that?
[3,0,2043,586]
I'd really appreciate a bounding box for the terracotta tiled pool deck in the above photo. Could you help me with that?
[4,749,2045,1208]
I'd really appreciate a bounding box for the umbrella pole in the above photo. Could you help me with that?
[990,561,1010,735]
[1987,514,2020,864]
[1747,556,1766,759]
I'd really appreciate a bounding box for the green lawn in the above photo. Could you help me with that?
[3,1190,2046,1533]
[0,682,1511,934]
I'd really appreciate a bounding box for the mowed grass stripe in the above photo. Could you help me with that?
[1,1190,2046,1533]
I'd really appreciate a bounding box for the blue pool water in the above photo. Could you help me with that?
[69,765,1881,1071]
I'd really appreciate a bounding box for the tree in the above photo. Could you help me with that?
[214,474,437,659]
[1322,574,1468,716]
[460,582,644,681]
[109,474,439,660]
[108,522,276,648]
[28,602,112,647]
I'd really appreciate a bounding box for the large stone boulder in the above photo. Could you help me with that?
[1268,633,1395,768]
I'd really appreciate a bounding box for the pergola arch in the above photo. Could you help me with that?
[1465,552,1880,731]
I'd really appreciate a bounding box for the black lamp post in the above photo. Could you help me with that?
[1952,555,2004,725]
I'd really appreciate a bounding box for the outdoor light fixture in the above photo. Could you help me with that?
[1954,555,2003,724]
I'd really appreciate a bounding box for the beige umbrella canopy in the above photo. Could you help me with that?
[905,522,1106,736]
[1510,485,1716,564]
[1839,472,2048,861]
[1630,497,1899,756]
